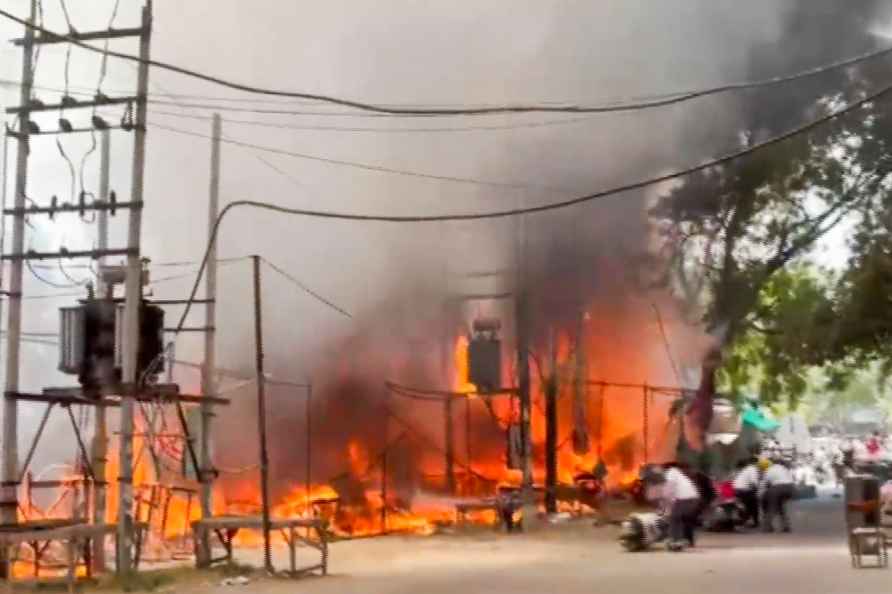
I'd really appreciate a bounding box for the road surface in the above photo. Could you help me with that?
[160,490,890,594]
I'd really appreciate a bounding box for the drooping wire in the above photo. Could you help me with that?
[95,0,121,95]
[151,123,571,193]
[57,0,74,33]
[261,257,352,319]
[57,258,90,287]
[56,39,77,206]
[164,73,892,359]
[3,6,892,117]
[77,132,98,223]
[55,137,77,204]
[26,258,80,289]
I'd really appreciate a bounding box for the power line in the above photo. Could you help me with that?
[2,7,892,116]
[150,108,601,133]
[261,257,352,319]
[168,74,890,339]
[182,80,892,225]
[150,122,570,192]
[0,77,697,111]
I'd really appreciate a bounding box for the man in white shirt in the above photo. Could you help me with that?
[759,459,795,533]
[732,457,760,528]
[659,463,701,551]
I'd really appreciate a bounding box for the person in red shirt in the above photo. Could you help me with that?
[867,431,882,457]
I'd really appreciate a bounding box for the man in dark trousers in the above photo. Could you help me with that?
[759,458,795,533]
[659,463,702,551]
[733,457,761,528]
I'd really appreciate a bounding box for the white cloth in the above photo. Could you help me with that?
[759,464,793,497]
[662,467,700,504]
[733,465,759,491]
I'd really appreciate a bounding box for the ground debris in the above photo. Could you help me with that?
[220,576,251,586]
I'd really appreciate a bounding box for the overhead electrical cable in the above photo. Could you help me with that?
[169,74,892,339]
[150,122,568,192]
[150,108,601,133]
[2,7,892,116]
[261,257,352,319]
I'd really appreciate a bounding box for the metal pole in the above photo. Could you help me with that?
[305,382,312,514]
[465,397,471,478]
[544,327,558,514]
[91,129,110,572]
[197,112,221,562]
[117,3,152,573]
[2,0,36,547]
[516,288,535,529]
[643,385,649,465]
[572,309,589,455]
[252,255,273,573]
[380,446,387,534]
[444,398,455,494]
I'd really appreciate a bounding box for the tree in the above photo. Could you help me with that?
[650,2,892,428]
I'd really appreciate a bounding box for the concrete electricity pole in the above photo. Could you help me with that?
[252,255,273,574]
[197,113,221,562]
[1,0,36,540]
[118,2,152,573]
[91,128,111,571]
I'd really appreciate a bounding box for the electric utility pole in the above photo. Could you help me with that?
[1,0,35,547]
[253,255,273,574]
[197,112,221,562]
[91,128,111,572]
[118,2,153,573]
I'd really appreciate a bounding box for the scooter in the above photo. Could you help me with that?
[706,480,745,531]
[619,512,668,551]
[704,496,746,531]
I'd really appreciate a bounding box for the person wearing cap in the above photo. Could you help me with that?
[759,458,795,533]
[659,463,702,551]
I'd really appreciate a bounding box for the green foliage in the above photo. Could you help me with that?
[651,57,892,407]
[716,267,837,406]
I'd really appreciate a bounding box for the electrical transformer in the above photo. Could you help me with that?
[467,317,501,393]
[59,299,165,395]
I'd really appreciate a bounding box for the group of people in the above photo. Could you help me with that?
[732,457,795,533]
[647,456,795,552]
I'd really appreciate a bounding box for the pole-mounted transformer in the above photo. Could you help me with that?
[58,265,164,397]
[467,317,501,393]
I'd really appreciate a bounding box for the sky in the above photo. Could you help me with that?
[0,0,879,475]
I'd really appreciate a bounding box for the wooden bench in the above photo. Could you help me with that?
[455,500,500,527]
[191,516,328,577]
[0,521,147,593]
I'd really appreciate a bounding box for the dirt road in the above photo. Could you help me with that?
[110,492,892,594]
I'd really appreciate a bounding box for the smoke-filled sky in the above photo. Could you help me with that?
[0,0,889,477]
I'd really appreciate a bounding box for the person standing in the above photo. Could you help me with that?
[733,458,761,528]
[660,463,702,551]
[759,458,795,533]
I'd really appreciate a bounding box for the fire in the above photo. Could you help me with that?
[453,335,477,393]
[347,440,370,477]
[87,292,695,548]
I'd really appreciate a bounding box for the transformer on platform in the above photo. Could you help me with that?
[467,317,501,393]
[59,299,165,395]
